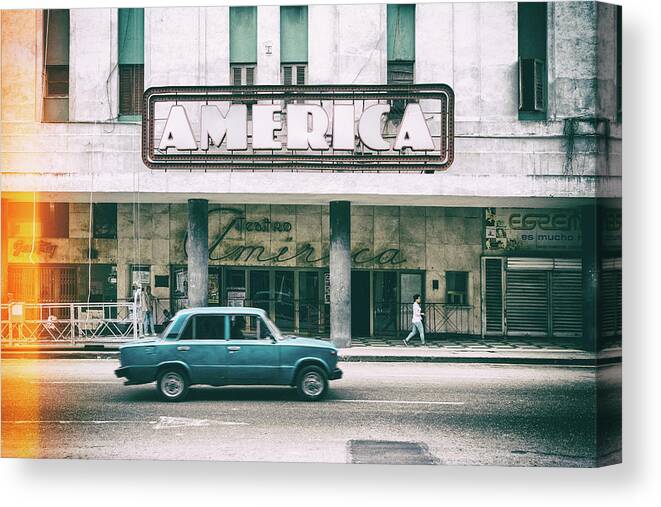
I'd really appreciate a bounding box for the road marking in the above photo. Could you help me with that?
[5,418,248,427]
[333,399,464,406]
[31,381,118,384]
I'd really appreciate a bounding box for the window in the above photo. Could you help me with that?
[387,4,415,118]
[230,6,257,77]
[194,315,228,340]
[43,9,69,122]
[229,314,270,340]
[7,202,69,238]
[518,2,548,119]
[130,265,150,291]
[93,203,117,239]
[446,271,469,305]
[118,8,144,118]
[281,6,308,85]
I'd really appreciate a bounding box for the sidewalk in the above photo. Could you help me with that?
[0,336,621,366]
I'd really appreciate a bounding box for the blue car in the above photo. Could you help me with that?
[114,307,342,402]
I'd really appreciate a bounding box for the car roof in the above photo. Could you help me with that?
[174,306,268,318]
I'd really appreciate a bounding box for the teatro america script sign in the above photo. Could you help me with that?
[142,84,454,171]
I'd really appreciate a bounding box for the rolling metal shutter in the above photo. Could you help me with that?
[505,270,549,335]
[600,260,622,336]
[484,258,504,334]
[551,271,582,336]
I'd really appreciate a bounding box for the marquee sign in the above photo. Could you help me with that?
[142,84,454,171]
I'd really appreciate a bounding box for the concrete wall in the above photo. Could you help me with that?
[70,9,117,122]
[0,3,621,204]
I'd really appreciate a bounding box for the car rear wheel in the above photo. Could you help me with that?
[157,368,189,402]
[296,365,328,401]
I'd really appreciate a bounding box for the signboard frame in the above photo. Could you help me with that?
[142,84,454,171]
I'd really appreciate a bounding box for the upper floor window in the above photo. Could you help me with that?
[43,9,70,122]
[280,6,308,85]
[387,4,415,118]
[230,6,257,80]
[518,2,548,120]
[93,203,117,239]
[118,8,144,119]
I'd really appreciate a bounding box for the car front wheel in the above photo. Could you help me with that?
[157,368,189,402]
[296,365,328,401]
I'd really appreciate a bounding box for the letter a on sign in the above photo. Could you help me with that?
[393,104,434,151]
[158,105,197,151]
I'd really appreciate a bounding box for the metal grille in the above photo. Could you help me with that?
[551,271,582,336]
[484,258,504,334]
[119,64,144,115]
[505,271,549,335]
[142,84,454,171]
[600,268,622,337]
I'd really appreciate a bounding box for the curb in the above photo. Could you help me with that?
[1,349,621,366]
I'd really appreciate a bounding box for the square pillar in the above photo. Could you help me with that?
[330,201,351,348]
[187,199,208,308]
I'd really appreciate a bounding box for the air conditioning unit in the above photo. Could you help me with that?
[518,58,545,112]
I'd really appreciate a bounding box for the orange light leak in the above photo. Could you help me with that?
[1,193,43,458]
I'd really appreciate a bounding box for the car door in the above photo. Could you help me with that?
[224,314,280,385]
[172,314,228,385]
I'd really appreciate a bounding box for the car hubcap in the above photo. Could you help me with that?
[162,373,183,397]
[302,372,323,397]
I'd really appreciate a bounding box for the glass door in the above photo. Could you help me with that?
[373,271,398,336]
[400,273,423,335]
[274,270,294,331]
[249,270,271,315]
[299,271,320,335]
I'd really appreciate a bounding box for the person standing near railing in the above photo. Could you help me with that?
[403,294,425,346]
[143,286,156,337]
[133,284,146,338]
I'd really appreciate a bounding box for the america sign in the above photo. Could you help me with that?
[142,84,454,171]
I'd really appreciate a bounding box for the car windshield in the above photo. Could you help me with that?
[159,315,185,340]
[261,314,284,341]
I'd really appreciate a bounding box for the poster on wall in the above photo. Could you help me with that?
[484,208,582,252]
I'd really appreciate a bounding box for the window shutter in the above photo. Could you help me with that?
[232,66,243,86]
[245,66,255,86]
[44,10,69,65]
[484,258,504,335]
[518,58,544,112]
[296,65,306,85]
[283,66,293,85]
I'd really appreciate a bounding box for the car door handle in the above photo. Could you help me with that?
[228,346,241,352]
[177,346,190,351]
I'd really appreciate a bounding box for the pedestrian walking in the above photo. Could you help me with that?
[403,294,425,346]
[132,283,145,337]
[143,286,156,336]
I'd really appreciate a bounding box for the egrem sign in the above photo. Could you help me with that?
[142,84,454,171]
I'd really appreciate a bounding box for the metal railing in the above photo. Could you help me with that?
[1,302,138,345]
[399,303,476,337]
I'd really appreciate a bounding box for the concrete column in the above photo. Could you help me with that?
[581,204,598,352]
[187,199,208,308]
[330,201,351,348]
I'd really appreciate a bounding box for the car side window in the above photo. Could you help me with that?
[228,315,271,340]
[229,315,248,340]
[195,316,227,340]
[180,317,194,340]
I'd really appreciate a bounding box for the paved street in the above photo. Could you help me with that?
[1,359,621,466]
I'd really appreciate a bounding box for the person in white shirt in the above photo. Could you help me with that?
[403,294,425,346]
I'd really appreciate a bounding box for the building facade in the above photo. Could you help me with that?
[0,2,622,348]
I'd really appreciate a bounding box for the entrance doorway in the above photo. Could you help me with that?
[351,271,371,336]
